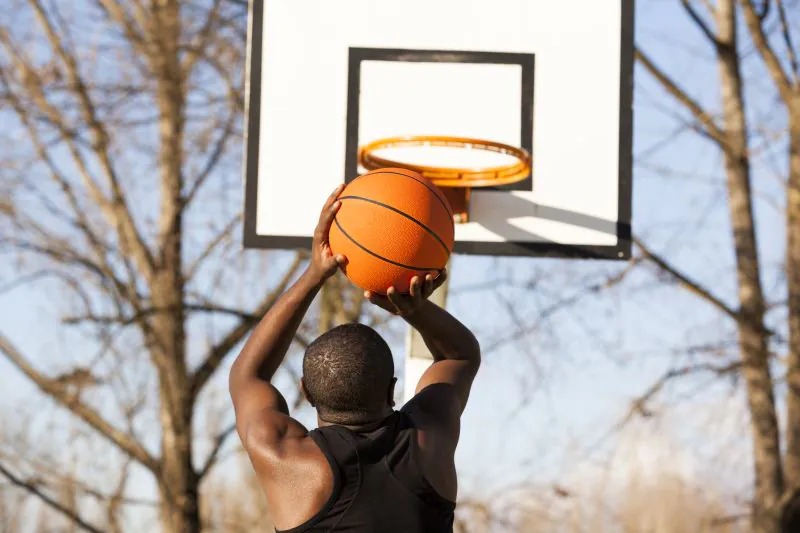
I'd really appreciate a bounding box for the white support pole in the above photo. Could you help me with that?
[403,263,451,403]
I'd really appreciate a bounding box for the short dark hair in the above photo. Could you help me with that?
[303,323,394,424]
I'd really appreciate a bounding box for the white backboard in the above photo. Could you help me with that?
[243,0,634,259]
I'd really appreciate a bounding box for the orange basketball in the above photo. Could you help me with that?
[330,168,455,294]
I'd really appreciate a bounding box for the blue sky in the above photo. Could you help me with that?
[0,0,791,524]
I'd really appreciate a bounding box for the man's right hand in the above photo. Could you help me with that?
[306,184,347,285]
[365,269,448,317]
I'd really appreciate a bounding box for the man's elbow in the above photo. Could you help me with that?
[228,358,245,398]
[467,334,481,366]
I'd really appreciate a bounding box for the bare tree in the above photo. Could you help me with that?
[0,1,328,531]
[737,0,800,502]
[1,419,151,533]
[633,1,798,531]
[200,450,273,533]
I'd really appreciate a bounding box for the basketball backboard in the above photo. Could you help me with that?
[243,0,634,259]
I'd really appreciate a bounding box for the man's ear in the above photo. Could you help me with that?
[388,377,397,407]
[300,377,315,406]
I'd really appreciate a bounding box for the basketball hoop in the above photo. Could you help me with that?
[358,136,531,223]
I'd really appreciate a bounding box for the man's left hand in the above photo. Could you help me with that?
[365,270,448,317]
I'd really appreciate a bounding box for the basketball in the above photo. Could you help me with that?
[329,168,455,294]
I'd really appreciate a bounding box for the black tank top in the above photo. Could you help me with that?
[275,411,456,533]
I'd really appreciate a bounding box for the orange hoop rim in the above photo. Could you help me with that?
[358,136,531,188]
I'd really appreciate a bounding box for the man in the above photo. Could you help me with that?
[229,184,481,533]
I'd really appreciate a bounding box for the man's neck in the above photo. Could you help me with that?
[317,409,395,432]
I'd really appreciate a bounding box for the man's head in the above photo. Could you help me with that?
[302,323,396,425]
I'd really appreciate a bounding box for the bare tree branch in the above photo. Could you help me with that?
[623,361,743,424]
[681,0,722,48]
[183,303,272,321]
[634,237,740,321]
[0,333,160,474]
[27,0,156,281]
[183,112,237,207]
[0,269,62,297]
[0,461,105,533]
[484,262,638,353]
[181,0,225,77]
[2,237,134,304]
[700,0,716,16]
[294,333,312,350]
[189,253,307,398]
[184,214,241,281]
[197,422,236,480]
[63,300,278,327]
[192,49,245,112]
[758,0,772,21]
[0,449,157,509]
[776,0,799,81]
[579,360,745,460]
[91,0,148,55]
[0,68,124,291]
[739,0,794,102]
[0,48,147,315]
[106,457,131,533]
[635,48,726,144]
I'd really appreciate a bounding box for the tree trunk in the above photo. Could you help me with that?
[158,417,200,533]
[318,273,364,334]
[318,277,339,335]
[785,97,800,494]
[152,272,198,533]
[715,3,783,532]
[149,1,196,531]
[157,375,199,533]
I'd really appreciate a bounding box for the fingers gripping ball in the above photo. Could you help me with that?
[329,168,454,294]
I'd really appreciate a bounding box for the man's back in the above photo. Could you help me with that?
[266,411,454,533]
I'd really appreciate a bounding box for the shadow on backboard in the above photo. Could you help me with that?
[463,192,631,259]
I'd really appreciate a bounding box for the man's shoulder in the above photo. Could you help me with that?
[244,419,327,469]
[401,383,462,429]
[245,425,337,531]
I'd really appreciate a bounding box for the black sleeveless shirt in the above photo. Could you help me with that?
[275,411,456,533]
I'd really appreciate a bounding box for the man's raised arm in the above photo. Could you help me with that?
[403,298,480,412]
[365,272,481,413]
[229,184,346,448]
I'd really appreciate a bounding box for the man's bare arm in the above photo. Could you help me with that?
[229,185,346,449]
[365,272,481,413]
[403,299,480,412]
[229,271,323,445]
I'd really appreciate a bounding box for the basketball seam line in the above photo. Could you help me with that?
[367,170,455,220]
[333,218,443,272]
[338,195,451,255]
